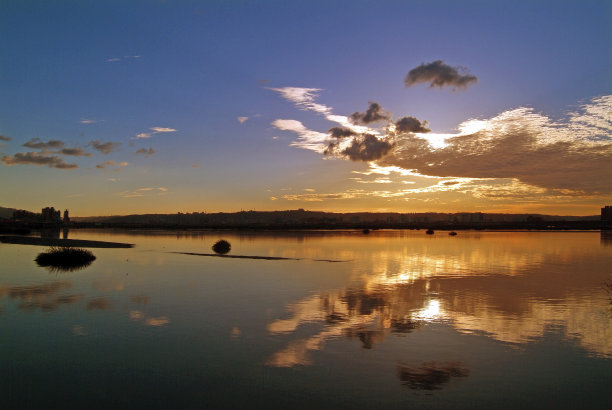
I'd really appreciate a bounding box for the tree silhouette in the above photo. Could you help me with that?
[212,239,231,254]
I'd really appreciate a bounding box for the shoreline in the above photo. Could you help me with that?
[0,235,134,248]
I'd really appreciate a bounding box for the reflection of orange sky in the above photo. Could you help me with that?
[266,233,612,366]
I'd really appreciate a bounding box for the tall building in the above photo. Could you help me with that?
[42,207,61,222]
[602,206,612,227]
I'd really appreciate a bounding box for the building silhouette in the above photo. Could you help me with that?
[602,206,612,228]
[41,207,61,223]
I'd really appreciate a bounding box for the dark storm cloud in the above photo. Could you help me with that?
[328,127,358,139]
[89,140,122,154]
[327,133,395,162]
[0,135,11,141]
[22,138,65,149]
[395,116,431,133]
[134,147,156,156]
[349,102,391,124]
[405,60,477,90]
[1,152,78,169]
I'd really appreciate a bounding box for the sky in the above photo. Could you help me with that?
[1,0,611,216]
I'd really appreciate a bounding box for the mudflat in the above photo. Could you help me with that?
[0,235,133,248]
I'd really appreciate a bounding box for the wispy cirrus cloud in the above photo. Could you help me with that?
[1,152,77,169]
[149,127,176,133]
[405,60,478,90]
[79,118,100,124]
[106,55,140,63]
[271,119,329,153]
[268,87,332,115]
[119,187,167,198]
[136,127,177,139]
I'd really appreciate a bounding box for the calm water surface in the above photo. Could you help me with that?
[1,229,611,408]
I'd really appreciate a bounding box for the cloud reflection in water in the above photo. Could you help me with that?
[266,234,612,367]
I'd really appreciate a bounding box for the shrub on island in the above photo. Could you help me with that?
[35,247,96,271]
[212,239,231,254]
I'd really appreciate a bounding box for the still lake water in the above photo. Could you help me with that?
[1,229,611,408]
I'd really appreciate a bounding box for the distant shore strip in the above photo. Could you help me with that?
[171,251,349,262]
[0,235,133,248]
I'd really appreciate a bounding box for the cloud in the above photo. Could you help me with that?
[270,87,427,158]
[280,189,385,202]
[96,160,128,170]
[1,152,77,169]
[237,116,248,123]
[405,60,477,90]
[0,135,12,141]
[79,119,98,124]
[395,116,431,133]
[272,82,611,196]
[349,102,391,125]
[379,95,612,193]
[271,119,330,153]
[119,187,168,198]
[268,87,332,115]
[106,55,140,63]
[149,127,176,133]
[135,127,176,139]
[57,147,92,157]
[329,127,359,139]
[327,133,395,162]
[22,138,64,149]
[89,140,122,154]
[135,147,156,157]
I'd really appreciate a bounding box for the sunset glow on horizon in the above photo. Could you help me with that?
[1,1,610,216]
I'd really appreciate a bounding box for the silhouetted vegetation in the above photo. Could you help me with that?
[212,239,231,254]
[426,229,434,235]
[35,247,96,271]
[0,227,31,235]
[59,208,604,230]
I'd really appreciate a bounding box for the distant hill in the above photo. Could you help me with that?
[0,206,16,219]
[71,209,601,229]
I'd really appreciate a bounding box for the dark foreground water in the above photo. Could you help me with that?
[1,229,611,408]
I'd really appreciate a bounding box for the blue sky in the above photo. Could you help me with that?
[1,0,610,215]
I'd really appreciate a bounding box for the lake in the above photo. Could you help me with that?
[1,229,611,408]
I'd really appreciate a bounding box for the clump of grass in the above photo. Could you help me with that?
[212,239,231,254]
[35,247,96,271]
